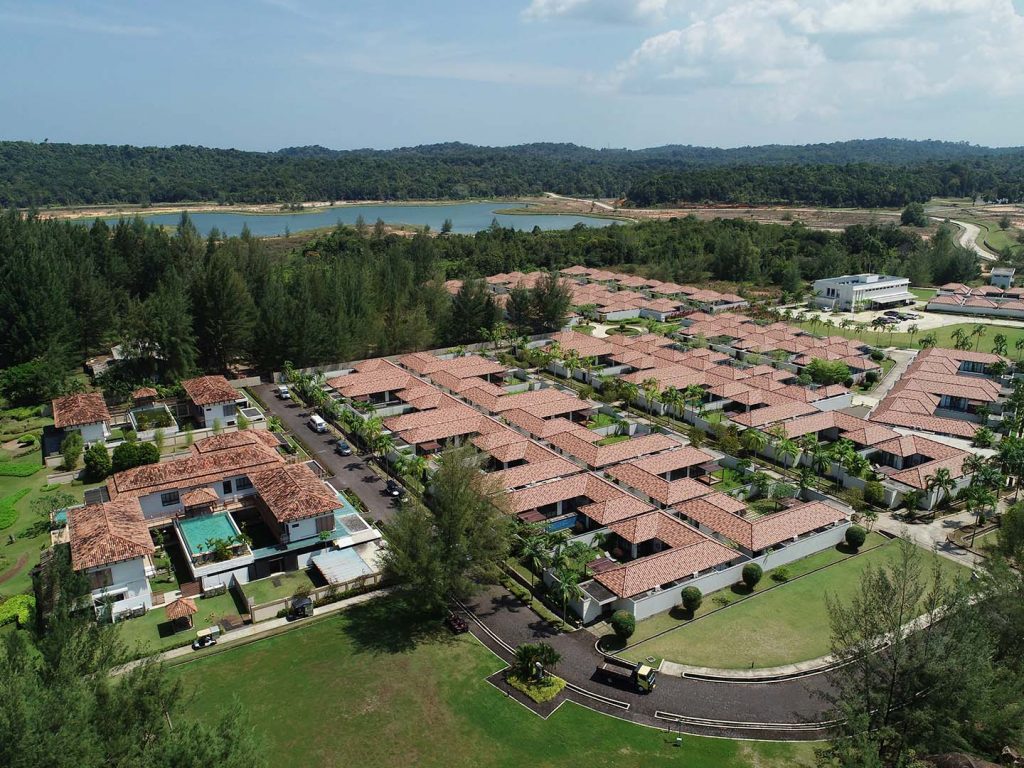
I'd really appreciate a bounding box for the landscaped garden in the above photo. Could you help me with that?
[171,598,815,768]
[617,535,965,669]
[114,590,245,654]
[708,467,746,492]
[240,568,319,605]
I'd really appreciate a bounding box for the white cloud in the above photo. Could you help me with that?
[523,0,688,24]
[605,0,1024,123]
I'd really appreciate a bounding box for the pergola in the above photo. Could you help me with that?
[164,596,198,630]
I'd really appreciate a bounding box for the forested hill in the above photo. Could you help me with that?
[1,138,1023,208]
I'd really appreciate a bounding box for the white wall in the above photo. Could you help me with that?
[88,557,152,619]
[139,476,259,520]
[79,421,110,445]
[201,401,238,428]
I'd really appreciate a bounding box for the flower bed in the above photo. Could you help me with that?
[506,673,566,704]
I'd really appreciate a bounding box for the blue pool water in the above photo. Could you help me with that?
[177,514,239,557]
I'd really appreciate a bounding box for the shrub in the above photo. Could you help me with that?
[741,562,763,589]
[770,567,791,583]
[864,371,880,385]
[869,349,886,362]
[610,610,635,640]
[680,586,703,614]
[843,376,855,388]
[845,525,867,550]
[0,460,42,477]
[0,594,35,627]
[863,480,886,507]
[83,442,112,481]
[112,441,160,473]
[60,432,83,471]
[0,488,31,530]
[506,673,566,704]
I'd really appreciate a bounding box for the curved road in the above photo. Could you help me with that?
[462,585,835,740]
[938,217,997,262]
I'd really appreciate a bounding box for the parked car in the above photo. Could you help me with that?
[276,385,291,400]
[191,634,217,651]
[308,414,327,433]
[385,479,403,497]
[289,596,314,619]
[446,611,469,635]
[335,441,352,456]
[883,310,901,318]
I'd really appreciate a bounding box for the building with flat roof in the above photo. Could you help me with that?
[812,274,915,311]
[991,267,1015,290]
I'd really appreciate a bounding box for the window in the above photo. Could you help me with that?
[88,568,113,590]
[235,477,253,491]
[223,403,237,417]
[160,491,180,507]
[222,480,232,494]
[315,515,335,534]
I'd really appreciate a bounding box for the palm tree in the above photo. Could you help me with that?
[741,428,768,456]
[952,328,971,350]
[811,445,833,478]
[971,324,987,352]
[919,332,938,349]
[659,385,684,416]
[907,324,919,346]
[870,317,888,345]
[926,467,956,509]
[519,535,551,589]
[641,377,661,414]
[1015,337,1024,361]
[992,333,1008,357]
[965,486,997,546]
[683,384,706,416]
[549,568,584,622]
[962,453,987,480]
[777,437,801,469]
[621,381,639,407]
[902,489,925,518]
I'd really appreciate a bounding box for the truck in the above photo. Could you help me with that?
[596,656,657,693]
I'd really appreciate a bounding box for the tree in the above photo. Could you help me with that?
[776,437,801,469]
[999,214,1012,230]
[549,568,584,621]
[926,467,957,508]
[192,248,256,370]
[83,442,111,481]
[680,586,702,615]
[126,268,197,379]
[971,324,987,352]
[60,432,83,471]
[900,202,927,227]
[519,532,551,589]
[804,358,852,386]
[511,642,560,680]
[741,562,763,589]
[381,445,510,613]
[845,525,867,550]
[111,441,160,473]
[741,428,768,456]
[531,272,573,331]
[610,610,636,641]
[972,426,995,448]
[992,332,1008,357]
[0,550,265,768]
[821,538,1006,768]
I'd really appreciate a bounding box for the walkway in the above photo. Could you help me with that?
[461,584,835,740]
[253,383,397,524]
[874,513,982,569]
[857,347,916,412]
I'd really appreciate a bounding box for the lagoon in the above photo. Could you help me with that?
[79,201,622,237]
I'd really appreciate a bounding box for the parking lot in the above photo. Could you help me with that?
[798,302,1024,334]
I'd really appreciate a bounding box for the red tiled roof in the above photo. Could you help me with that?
[679,498,847,551]
[890,454,968,490]
[547,431,680,468]
[69,497,154,571]
[181,487,219,507]
[181,375,238,406]
[605,463,712,506]
[165,596,197,620]
[52,392,110,428]
[594,538,737,598]
[131,387,158,400]
[249,463,339,523]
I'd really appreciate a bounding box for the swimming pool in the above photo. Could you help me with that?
[177,513,241,557]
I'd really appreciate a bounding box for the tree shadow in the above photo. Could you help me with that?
[598,634,626,652]
[341,595,447,655]
[668,605,694,621]
[730,583,754,597]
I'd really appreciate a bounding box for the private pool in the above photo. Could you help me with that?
[177,513,241,558]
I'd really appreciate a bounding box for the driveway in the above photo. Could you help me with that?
[253,383,398,524]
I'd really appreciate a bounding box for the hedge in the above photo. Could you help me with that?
[0,594,35,626]
[0,488,31,529]
[0,460,42,477]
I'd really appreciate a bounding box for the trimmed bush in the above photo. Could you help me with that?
[845,525,867,550]
[84,442,112,481]
[864,371,880,385]
[0,594,35,627]
[680,586,703,614]
[770,566,791,583]
[60,432,83,471]
[111,441,160,473]
[741,562,763,589]
[863,480,886,507]
[506,673,566,704]
[869,349,885,362]
[0,488,31,530]
[0,460,42,477]
[610,610,635,640]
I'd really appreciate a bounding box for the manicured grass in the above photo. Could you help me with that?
[596,434,630,446]
[795,318,1024,354]
[586,412,619,429]
[621,538,965,669]
[171,598,815,768]
[0,466,103,598]
[709,468,745,492]
[114,591,244,654]
[910,287,937,302]
[240,568,319,605]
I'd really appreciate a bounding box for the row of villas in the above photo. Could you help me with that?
[444,266,748,323]
[926,271,1024,320]
[321,337,853,622]
[62,429,381,621]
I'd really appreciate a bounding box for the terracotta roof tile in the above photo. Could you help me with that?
[52,392,110,428]
[249,463,339,523]
[69,497,154,571]
[181,375,238,406]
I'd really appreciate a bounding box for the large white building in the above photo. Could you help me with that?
[812,274,915,312]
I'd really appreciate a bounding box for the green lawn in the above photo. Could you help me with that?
[0,458,104,598]
[795,318,1024,354]
[240,568,319,605]
[620,536,965,670]
[909,287,937,303]
[114,591,245,654]
[596,434,630,446]
[171,598,815,768]
[586,412,619,429]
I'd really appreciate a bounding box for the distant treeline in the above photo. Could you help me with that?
[1,138,1023,208]
[0,209,979,406]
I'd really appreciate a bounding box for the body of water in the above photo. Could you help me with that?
[78,201,622,237]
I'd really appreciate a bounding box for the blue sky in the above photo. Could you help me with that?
[2,0,1023,150]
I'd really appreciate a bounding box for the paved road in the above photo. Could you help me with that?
[253,383,398,524]
[462,584,835,740]
[941,217,997,262]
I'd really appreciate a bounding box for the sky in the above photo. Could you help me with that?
[1,0,1023,151]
